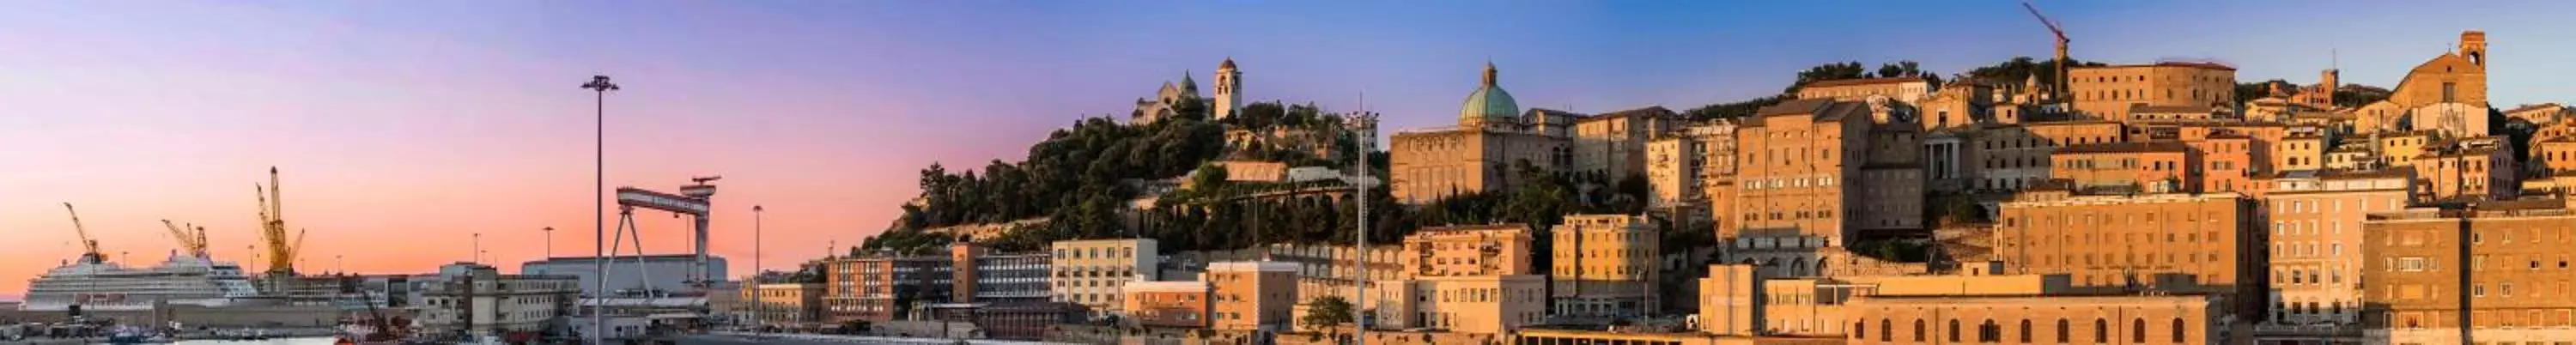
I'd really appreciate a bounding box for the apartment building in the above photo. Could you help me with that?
[1206,261,1298,332]
[1550,214,1660,323]
[1991,191,2255,297]
[2257,169,2410,342]
[1048,239,1160,314]
[1403,224,1534,277]
[2050,142,2196,194]
[2363,199,2576,344]
[2065,62,2237,122]
[1121,280,1212,328]
[745,282,825,329]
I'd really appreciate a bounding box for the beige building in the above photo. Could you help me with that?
[1550,214,1660,323]
[2278,132,2326,172]
[1206,261,1298,332]
[414,263,580,336]
[2362,198,2576,344]
[746,282,825,328]
[1403,224,1534,277]
[1121,280,1212,328]
[1917,80,1997,130]
[1795,77,1930,104]
[2050,142,2195,194]
[1991,191,2253,297]
[1843,294,2225,344]
[2410,142,2516,202]
[1048,239,1160,314]
[2257,169,2409,342]
[1381,275,1547,335]
[1962,120,2127,192]
[2353,31,2491,134]
[1571,106,1679,180]
[1725,99,1873,271]
[1388,64,1572,203]
[1700,264,1761,336]
[2065,62,2237,122]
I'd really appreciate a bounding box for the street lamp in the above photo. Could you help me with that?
[1341,110,1379,342]
[580,75,620,345]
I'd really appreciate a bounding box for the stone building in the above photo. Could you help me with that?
[1795,77,1930,104]
[2064,62,2238,122]
[1571,106,1680,180]
[2409,140,2517,202]
[1213,58,1242,120]
[1843,294,2224,344]
[2353,31,2490,134]
[746,282,825,329]
[1388,64,1573,203]
[1403,224,1535,277]
[2049,142,2195,194]
[1989,191,2256,302]
[414,263,580,337]
[1958,120,2125,193]
[1048,239,1160,315]
[2255,169,2410,342]
[2362,198,2576,344]
[1722,99,1871,271]
[1132,72,1202,124]
[1550,214,1660,324]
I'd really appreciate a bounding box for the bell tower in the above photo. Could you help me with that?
[2459,30,2488,67]
[1215,58,1242,120]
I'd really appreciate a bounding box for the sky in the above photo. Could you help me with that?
[3,1,2573,301]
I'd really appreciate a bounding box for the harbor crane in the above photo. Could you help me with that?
[255,167,307,275]
[64,203,106,263]
[2022,0,2071,101]
[607,175,721,294]
[162,220,211,259]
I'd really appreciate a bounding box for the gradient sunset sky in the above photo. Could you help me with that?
[5,1,2573,300]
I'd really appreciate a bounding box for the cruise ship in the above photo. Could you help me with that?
[19,253,262,312]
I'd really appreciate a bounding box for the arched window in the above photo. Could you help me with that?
[1881,318,1893,342]
[1949,319,1962,342]
[2133,318,2148,342]
[2094,318,2109,343]
[1915,319,1927,342]
[2057,319,2071,343]
[2020,319,2033,343]
[1854,319,1865,340]
[2172,318,2188,342]
[1978,319,2000,342]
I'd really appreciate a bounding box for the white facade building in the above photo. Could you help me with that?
[521,255,727,298]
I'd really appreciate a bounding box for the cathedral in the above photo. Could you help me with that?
[1130,58,1244,124]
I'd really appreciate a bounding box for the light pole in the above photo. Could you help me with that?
[544,227,555,259]
[1343,110,1378,342]
[472,233,483,263]
[580,75,620,345]
[753,204,765,332]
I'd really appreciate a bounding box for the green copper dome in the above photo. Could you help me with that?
[1459,63,1520,124]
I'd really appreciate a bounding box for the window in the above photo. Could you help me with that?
[1915,319,1928,342]
[2133,318,2148,342]
[1882,319,1893,342]
[1949,319,1962,342]
[2018,319,2032,343]
[2095,318,2109,343]
[2057,319,2072,343]
[2172,318,2188,342]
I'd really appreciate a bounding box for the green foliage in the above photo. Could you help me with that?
[875,113,1230,252]
[1961,56,2102,94]
[1299,296,1354,332]
[1786,61,1940,94]
[2333,85,2392,108]
[1189,163,1230,191]
[1681,95,1789,121]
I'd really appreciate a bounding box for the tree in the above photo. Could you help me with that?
[1190,163,1230,191]
[1300,296,1354,334]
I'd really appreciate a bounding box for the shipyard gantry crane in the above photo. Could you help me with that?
[163,220,211,259]
[63,203,106,263]
[2022,0,2071,102]
[255,166,306,275]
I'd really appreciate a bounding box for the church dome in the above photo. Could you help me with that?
[1459,63,1521,124]
[1220,58,1237,70]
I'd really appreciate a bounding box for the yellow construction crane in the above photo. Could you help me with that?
[63,203,106,263]
[255,166,304,275]
[162,220,211,259]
